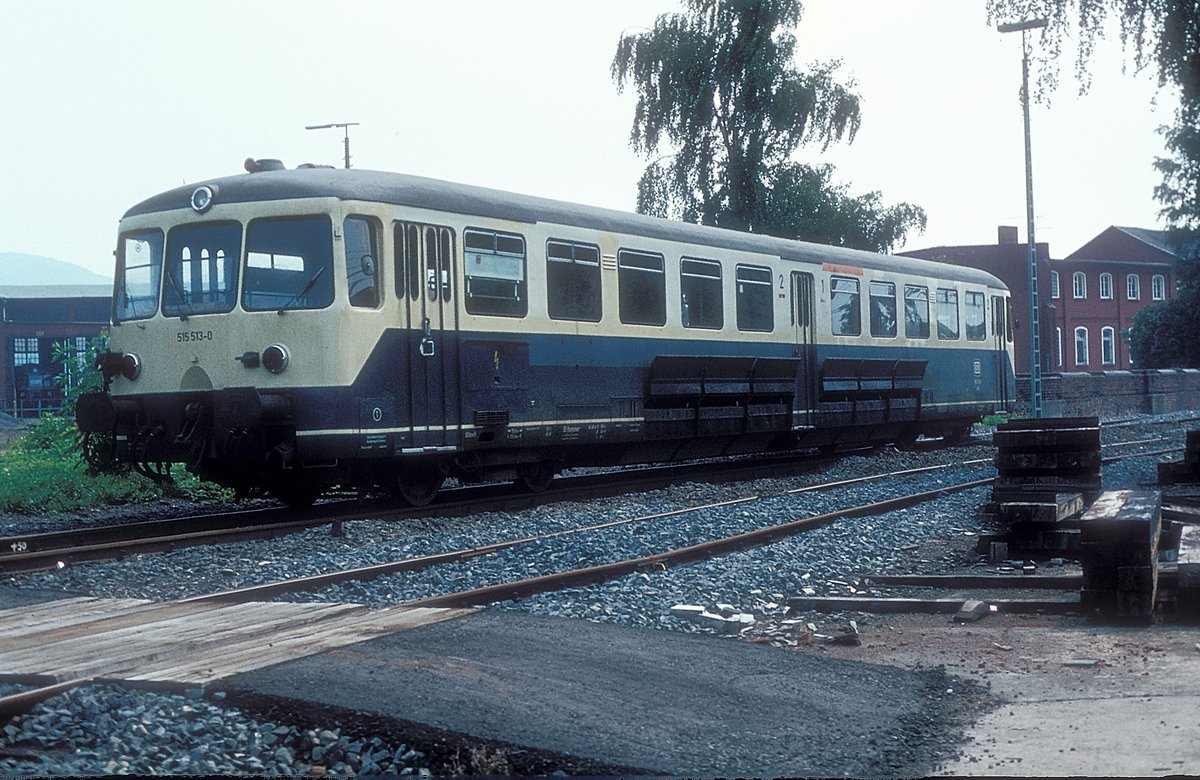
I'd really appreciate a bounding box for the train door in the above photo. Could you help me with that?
[398,222,461,450]
[991,294,1011,407]
[790,270,817,428]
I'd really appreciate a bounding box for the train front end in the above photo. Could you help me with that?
[76,169,375,505]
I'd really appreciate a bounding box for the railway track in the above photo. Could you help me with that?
[0,466,997,720]
[2,430,1181,576]
[0,427,1188,725]
[0,440,972,574]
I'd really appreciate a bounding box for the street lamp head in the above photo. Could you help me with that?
[997,18,1048,33]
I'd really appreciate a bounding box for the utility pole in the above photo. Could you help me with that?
[998,18,1047,418]
[305,122,360,169]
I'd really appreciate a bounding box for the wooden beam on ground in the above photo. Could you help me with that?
[787,596,1082,615]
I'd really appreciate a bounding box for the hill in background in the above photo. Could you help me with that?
[0,252,111,286]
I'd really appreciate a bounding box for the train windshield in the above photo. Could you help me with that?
[162,222,241,317]
[242,216,335,312]
[114,229,165,323]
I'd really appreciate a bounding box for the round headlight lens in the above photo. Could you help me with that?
[120,352,142,381]
[262,343,289,374]
[190,185,215,213]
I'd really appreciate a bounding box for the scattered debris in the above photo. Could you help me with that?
[953,600,992,623]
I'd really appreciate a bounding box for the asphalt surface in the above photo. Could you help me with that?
[225,609,977,777]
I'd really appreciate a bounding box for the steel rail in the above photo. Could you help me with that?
[0,444,970,574]
[184,475,995,607]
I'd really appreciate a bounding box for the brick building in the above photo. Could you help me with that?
[1,285,111,417]
[901,225,1182,374]
[1049,226,1178,370]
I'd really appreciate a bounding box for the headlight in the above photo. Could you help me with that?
[262,343,289,374]
[120,352,142,381]
[190,185,216,213]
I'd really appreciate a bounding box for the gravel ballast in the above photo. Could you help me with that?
[0,412,1191,775]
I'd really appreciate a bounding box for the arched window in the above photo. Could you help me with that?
[1050,271,1060,299]
[1152,274,1166,300]
[1099,273,1113,300]
[1055,327,1063,367]
[1127,274,1140,300]
[1073,272,1087,299]
[1074,327,1089,367]
[1101,326,1116,365]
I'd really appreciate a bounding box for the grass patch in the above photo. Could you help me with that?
[0,414,232,515]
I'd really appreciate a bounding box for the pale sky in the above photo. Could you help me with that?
[0,0,1177,281]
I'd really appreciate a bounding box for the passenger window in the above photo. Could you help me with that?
[344,217,380,308]
[964,291,986,341]
[618,249,666,326]
[681,257,722,329]
[736,264,773,332]
[547,239,601,322]
[830,276,861,336]
[936,288,960,340]
[904,285,929,339]
[464,228,526,317]
[402,224,420,301]
[242,216,334,312]
[869,281,897,338]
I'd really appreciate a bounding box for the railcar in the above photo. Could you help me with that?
[77,161,1015,506]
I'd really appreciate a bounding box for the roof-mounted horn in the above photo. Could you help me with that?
[244,158,286,173]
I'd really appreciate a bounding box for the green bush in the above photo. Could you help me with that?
[0,447,157,514]
[0,337,236,513]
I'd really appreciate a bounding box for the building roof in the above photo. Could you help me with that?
[1066,226,1193,262]
[0,284,112,300]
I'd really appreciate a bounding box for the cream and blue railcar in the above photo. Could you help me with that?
[77,164,1015,505]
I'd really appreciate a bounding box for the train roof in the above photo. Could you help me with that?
[126,167,1007,290]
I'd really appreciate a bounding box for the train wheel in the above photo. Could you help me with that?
[392,467,444,506]
[516,460,557,493]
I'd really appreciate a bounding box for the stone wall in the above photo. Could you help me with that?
[1014,369,1200,418]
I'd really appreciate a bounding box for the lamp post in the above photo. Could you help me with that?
[998,18,1047,418]
[305,122,360,169]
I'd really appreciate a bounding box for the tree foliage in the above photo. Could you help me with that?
[613,0,926,252]
[985,0,1198,230]
[987,1,1200,366]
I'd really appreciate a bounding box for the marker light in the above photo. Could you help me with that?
[262,343,289,374]
[190,185,215,213]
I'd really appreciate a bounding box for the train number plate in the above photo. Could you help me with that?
[176,330,215,343]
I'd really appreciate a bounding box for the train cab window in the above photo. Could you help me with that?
[242,216,335,312]
[830,276,861,336]
[903,285,930,339]
[162,222,240,318]
[735,264,773,332]
[464,228,527,317]
[964,291,986,341]
[344,217,380,308]
[936,288,960,340]
[680,257,722,329]
[114,229,164,322]
[868,281,897,337]
[618,249,666,326]
[547,239,601,322]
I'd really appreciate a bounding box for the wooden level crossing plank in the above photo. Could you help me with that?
[0,602,366,679]
[0,596,472,687]
[0,597,151,638]
[0,599,232,653]
[126,605,473,685]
